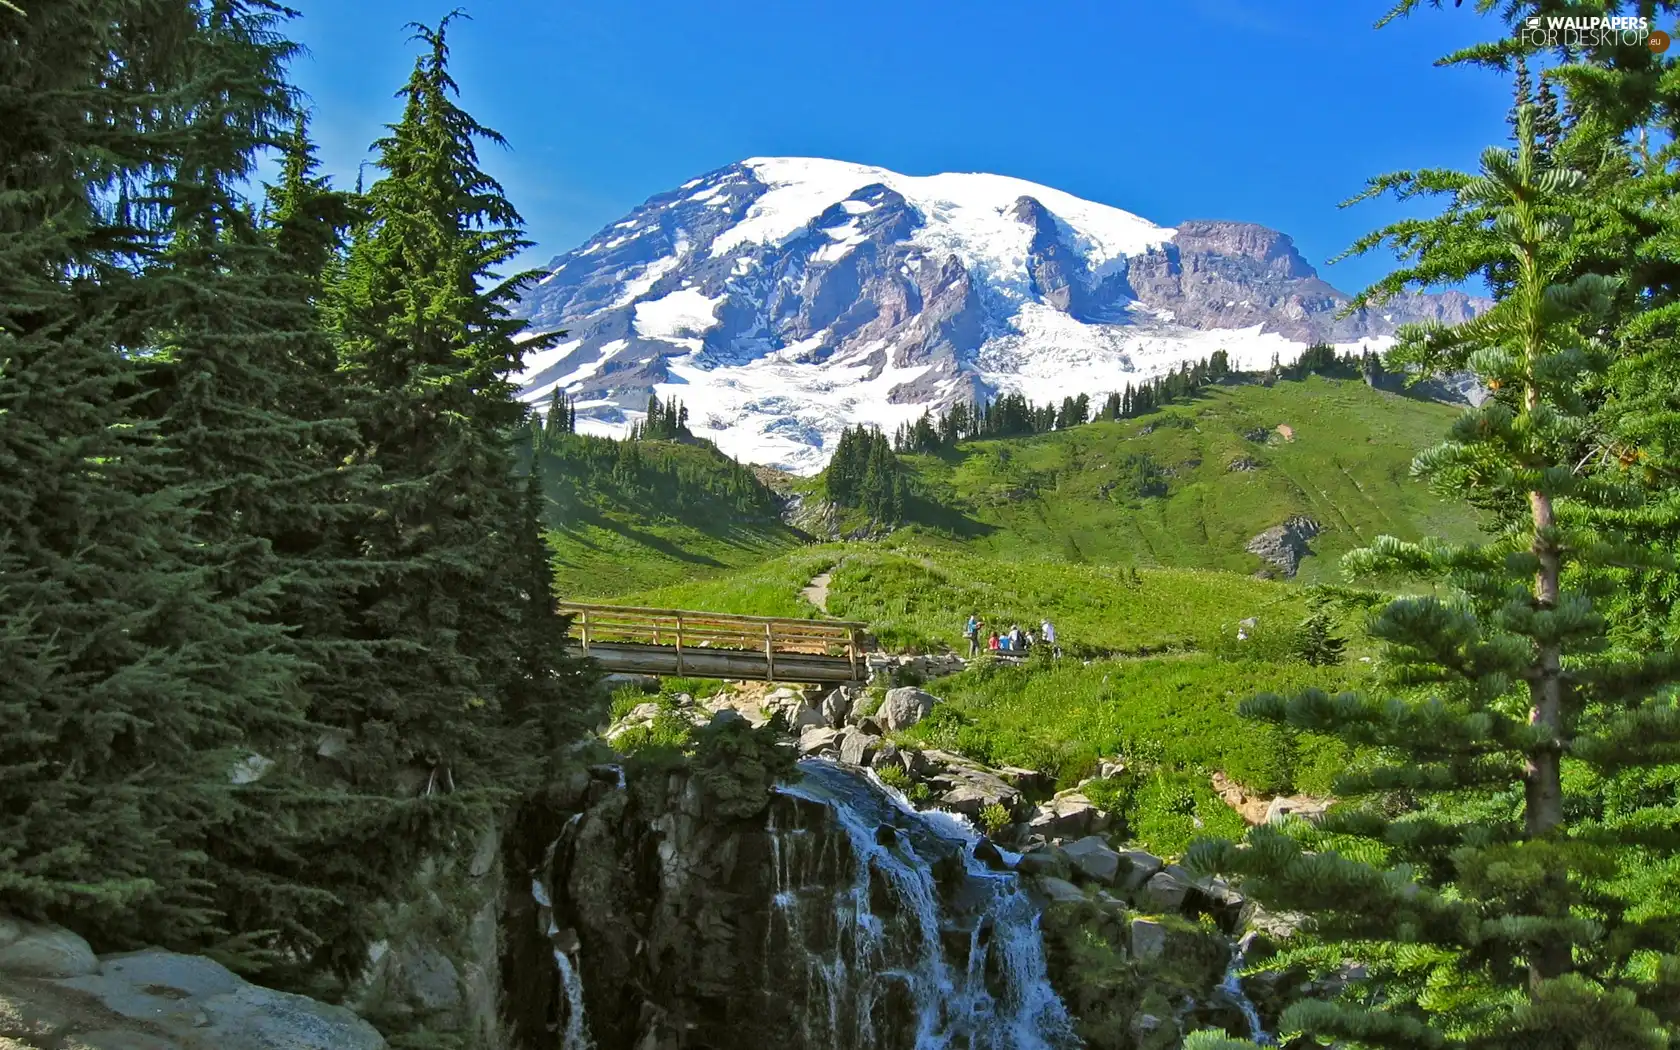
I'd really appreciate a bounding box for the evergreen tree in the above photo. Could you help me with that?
[1293,609,1346,668]
[313,11,587,983]
[186,104,384,979]
[1194,109,1680,1049]
[543,386,569,445]
[0,0,303,951]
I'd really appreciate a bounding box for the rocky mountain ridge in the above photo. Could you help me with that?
[512,157,1487,472]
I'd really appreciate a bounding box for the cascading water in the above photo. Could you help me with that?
[553,951,594,1050]
[535,816,595,1049]
[1217,945,1272,1046]
[767,759,1080,1050]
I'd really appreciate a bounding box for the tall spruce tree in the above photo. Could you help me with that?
[0,0,305,951]
[1193,109,1680,1049]
[307,11,585,983]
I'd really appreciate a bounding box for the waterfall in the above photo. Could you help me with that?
[769,759,1080,1050]
[1218,944,1272,1046]
[554,950,594,1050]
[536,815,594,1049]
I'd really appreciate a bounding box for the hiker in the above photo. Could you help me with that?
[964,614,982,657]
[1041,619,1058,657]
[987,630,1001,652]
[1008,624,1023,651]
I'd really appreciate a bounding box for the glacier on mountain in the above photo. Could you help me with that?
[512,157,1484,473]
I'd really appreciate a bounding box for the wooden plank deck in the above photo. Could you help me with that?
[558,602,870,683]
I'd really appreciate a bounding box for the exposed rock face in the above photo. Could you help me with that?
[507,758,1078,1050]
[1212,770,1333,828]
[1245,515,1322,577]
[1124,219,1485,344]
[0,919,386,1050]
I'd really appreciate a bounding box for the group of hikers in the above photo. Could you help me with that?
[963,614,1058,658]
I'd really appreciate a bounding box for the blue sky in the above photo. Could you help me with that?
[279,0,1515,296]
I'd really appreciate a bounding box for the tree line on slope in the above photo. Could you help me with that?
[889,346,1404,455]
[0,0,590,1011]
[1189,19,1680,1050]
[526,391,783,521]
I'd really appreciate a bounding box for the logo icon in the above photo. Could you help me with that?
[1650,29,1671,52]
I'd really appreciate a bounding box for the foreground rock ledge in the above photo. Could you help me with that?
[0,915,385,1050]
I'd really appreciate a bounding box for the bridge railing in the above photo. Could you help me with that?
[557,602,869,680]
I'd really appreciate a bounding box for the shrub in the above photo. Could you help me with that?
[609,686,650,721]
[979,802,1013,838]
[875,764,913,792]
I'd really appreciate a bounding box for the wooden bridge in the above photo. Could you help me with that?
[559,602,871,684]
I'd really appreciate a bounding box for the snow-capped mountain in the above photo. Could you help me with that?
[512,157,1485,473]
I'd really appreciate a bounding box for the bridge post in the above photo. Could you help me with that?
[675,613,685,675]
[765,622,775,681]
[580,609,590,652]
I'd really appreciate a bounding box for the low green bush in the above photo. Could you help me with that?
[979,802,1012,838]
[875,764,913,792]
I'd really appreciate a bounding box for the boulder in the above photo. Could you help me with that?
[1210,770,1271,825]
[797,726,841,756]
[1036,877,1088,904]
[1061,835,1122,885]
[837,727,878,768]
[0,943,387,1050]
[228,751,274,785]
[997,766,1053,794]
[1248,904,1306,940]
[1131,1012,1168,1041]
[1014,845,1071,880]
[846,690,876,725]
[1114,848,1166,893]
[899,748,929,778]
[0,920,97,977]
[1245,515,1321,577]
[763,687,826,733]
[819,687,859,729]
[605,702,660,742]
[936,781,1012,819]
[1266,795,1332,825]
[1026,793,1101,840]
[1140,869,1190,913]
[1130,918,1167,961]
[707,708,745,728]
[879,687,937,731]
[971,838,1009,872]
[868,740,901,771]
[373,943,462,1015]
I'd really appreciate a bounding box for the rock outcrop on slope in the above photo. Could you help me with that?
[1125,220,1483,344]
[1245,515,1322,577]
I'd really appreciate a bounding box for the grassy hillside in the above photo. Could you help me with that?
[539,377,1479,600]
[880,376,1481,583]
[534,433,806,599]
[611,537,1330,657]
